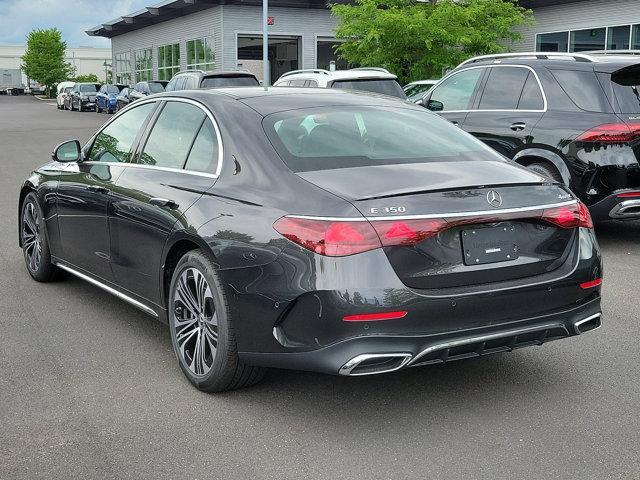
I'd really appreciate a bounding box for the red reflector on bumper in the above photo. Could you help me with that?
[343,311,408,322]
[580,278,602,289]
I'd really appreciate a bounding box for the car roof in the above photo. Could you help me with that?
[160,86,414,116]
[278,68,397,82]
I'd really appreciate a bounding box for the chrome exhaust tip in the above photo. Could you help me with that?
[339,353,412,376]
[610,200,640,219]
[573,312,602,335]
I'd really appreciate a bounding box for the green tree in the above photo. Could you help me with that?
[21,28,71,96]
[331,0,533,84]
[69,74,99,83]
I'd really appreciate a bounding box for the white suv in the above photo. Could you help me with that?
[273,68,406,99]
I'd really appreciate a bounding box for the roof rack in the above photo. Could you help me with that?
[279,69,331,78]
[458,52,598,67]
[350,67,391,74]
[582,49,640,56]
[174,69,206,75]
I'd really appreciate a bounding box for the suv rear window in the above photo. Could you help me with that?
[551,69,610,112]
[201,76,259,88]
[330,79,406,99]
[265,106,497,172]
[610,66,640,114]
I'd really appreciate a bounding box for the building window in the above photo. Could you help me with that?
[535,31,569,52]
[607,25,631,50]
[115,52,132,85]
[316,38,348,70]
[633,25,640,50]
[134,48,153,82]
[570,28,606,52]
[158,43,181,81]
[186,37,215,71]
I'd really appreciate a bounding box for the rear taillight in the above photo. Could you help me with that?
[273,217,381,256]
[617,191,640,198]
[370,219,447,246]
[576,123,640,143]
[541,202,593,229]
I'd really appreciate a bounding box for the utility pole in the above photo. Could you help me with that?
[263,0,269,89]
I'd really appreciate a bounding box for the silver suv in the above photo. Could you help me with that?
[273,68,406,99]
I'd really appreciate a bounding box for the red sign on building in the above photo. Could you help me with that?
[267,16,275,25]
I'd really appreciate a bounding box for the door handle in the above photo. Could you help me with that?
[149,197,179,209]
[510,122,526,131]
[86,185,109,194]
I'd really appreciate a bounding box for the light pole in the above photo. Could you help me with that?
[103,61,112,83]
[263,0,269,89]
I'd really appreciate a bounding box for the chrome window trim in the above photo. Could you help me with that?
[54,263,158,317]
[429,64,548,113]
[288,200,577,222]
[82,96,224,178]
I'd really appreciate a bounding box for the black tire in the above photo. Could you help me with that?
[527,162,563,183]
[20,193,61,282]
[168,250,266,392]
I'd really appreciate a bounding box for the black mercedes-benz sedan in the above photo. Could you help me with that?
[18,87,603,391]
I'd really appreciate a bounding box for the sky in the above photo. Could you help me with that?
[0,0,151,48]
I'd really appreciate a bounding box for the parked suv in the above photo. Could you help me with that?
[129,81,168,102]
[420,51,640,221]
[274,68,407,99]
[165,69,259,91]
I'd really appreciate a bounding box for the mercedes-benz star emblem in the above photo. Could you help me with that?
[486,190,503,208]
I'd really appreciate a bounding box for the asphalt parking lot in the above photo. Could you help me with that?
[1,95,639,480]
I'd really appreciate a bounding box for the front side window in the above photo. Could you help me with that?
[135,48,153,82]
[139,102,207,169]
[187,37,215,71]
[428,68,484,111]
[158,43,181,81]
[88,103,155,163]
[265,106,497,172]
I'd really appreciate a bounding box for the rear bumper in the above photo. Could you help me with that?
[239,299,602,375]
[588,190,640,221]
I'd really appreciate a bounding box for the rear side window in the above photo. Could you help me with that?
[551,69,610,112]
[265,106,497,172]
[184,119,219,174]
[429,69,483,111]
[88,103,155,163]
[288,79,307,87]
[609,67,640,114]
[479,67,530,110]
[518,72,545,110]
[139,101,206,169]
[330,79,406,99]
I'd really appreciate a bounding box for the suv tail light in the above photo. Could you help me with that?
[576,123,640,143]
[275,201,592,257]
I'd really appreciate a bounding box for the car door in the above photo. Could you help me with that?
[461,66,545,159]
[55,102,157,281]
[422,67,486,127]
[108,99,221,305]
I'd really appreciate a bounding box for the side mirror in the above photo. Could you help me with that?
[426,99,444,112]
[52,140,81,163]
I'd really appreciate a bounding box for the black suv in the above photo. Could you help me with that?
[421,52,640,221]
[164,69,259,92]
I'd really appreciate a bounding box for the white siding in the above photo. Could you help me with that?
[220,5,338,71]
[110,6,223,82]
[513,0,640,51]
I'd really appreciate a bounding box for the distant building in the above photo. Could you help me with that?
[0,44,112,85]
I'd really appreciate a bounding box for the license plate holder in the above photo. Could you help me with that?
[461,224,518,266]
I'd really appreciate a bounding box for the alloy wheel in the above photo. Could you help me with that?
[22,202,42,272]
[172,267,218,377]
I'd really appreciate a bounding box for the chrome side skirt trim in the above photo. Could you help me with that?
[289,200,577,222]
[55,263,158,317]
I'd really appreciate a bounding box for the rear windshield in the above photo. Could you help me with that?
[264,106,497,172]
[148,82,165,93]
[331,79,407,99]
[201,76,259,88]
[610,67,640,114]
[80,84,97,93]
